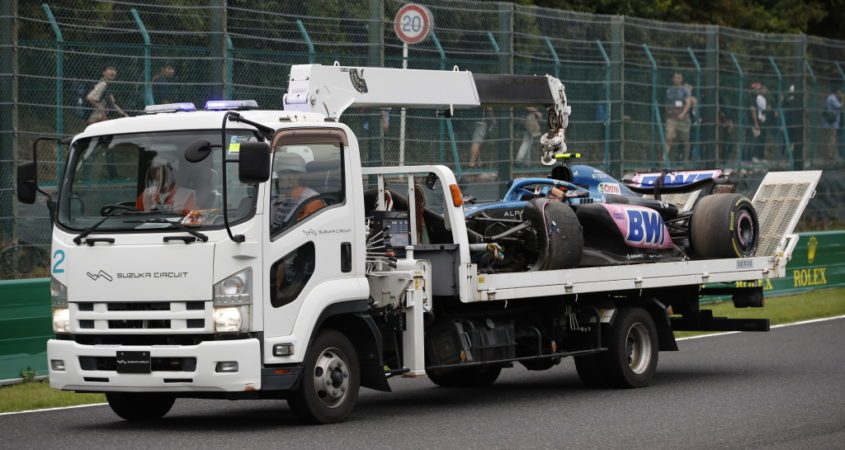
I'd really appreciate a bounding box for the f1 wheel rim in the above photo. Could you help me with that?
[735,209,756,253]
[311,346,350,409]
[625,322,652,375]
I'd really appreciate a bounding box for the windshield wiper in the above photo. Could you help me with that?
[73,209,159,245]
[136,218,209,242]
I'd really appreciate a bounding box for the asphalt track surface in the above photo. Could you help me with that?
[2,318,843,449]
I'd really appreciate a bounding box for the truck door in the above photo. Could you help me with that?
[262,129,355,347]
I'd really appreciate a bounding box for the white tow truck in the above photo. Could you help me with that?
[17,64,821,424]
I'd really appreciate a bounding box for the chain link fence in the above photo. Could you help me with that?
[1,0,844,279]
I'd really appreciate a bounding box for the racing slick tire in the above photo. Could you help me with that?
[690,193,759,259]
[523,198,583,270]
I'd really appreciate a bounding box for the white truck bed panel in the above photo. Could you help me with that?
[472,256,780,301]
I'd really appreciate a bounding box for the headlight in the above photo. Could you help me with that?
[53,307,70,333]
[213,269,252,333]
[214,268,252,306]
[213,306,250,333]
[51,278,68,307]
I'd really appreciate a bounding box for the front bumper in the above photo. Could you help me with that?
[48,338,262,392]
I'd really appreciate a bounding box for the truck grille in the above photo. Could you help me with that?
[79,356,197,372]
[72,301,210,333]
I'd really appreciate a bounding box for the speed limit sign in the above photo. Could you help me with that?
[394,4,434,44]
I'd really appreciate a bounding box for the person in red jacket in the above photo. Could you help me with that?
[135,155,196,214]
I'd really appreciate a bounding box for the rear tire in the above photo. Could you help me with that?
[523,198,583,270]
[427,365,502,387]
[105,393,175,421]
[288,329,360,424]
[597,308,658,388]
[691,194,759,258]
[574,354,607,388]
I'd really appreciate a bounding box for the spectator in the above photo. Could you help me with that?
[664,73,692,163]
[748,82,775,163]
[86,66,128,125]
[515,107,543,167]
[468,107,495,168]
[152,62,176,104]
[822,85,844,164]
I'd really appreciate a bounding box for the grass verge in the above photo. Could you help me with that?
[0,380,104,413]
[1,288,843,414]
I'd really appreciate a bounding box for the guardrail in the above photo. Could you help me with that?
[1,231,843,383]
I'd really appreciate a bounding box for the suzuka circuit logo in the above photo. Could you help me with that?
[87,270,113,282]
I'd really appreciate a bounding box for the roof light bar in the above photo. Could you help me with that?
[144,103,197,114]
[205,100,259,111]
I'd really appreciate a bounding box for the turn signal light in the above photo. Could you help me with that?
[449,184,463,207]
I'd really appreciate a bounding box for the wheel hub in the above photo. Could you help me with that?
[312,347,350,408]
[625,323,652,375]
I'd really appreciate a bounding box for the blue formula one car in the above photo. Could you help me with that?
[463,156,759,273]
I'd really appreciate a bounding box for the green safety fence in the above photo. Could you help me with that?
[2,0,845,281]
[1,231,843,383]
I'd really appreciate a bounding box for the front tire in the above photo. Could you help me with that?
[105,392,175,421]
[288,329,360,424]
[598,308,658,388]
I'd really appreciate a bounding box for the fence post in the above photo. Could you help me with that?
[643,44,667,166]
[687,47,702,165]
[543,37,560,79]
[768,56,794,169]
[804,60,817,166]
[130,9,153,106]
[367,0,383,168]
[0,0,17,239]
[729,53,745,167]
[596,40,611,168]
[836,62,845,160]
[209,0,226,100]
[497,2,514,195]
[42,4,63,145]
[295,20,316,64]
[225,36,233,99]
[431,32,458,176]
[706,25,719,165]
[610,15,624,175]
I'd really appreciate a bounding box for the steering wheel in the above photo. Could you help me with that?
[276,194,339,232]
[100,203,137,216]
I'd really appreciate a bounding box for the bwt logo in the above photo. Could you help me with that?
[639,172,715,186]
[87,270,113,282]
[626,210,665,246]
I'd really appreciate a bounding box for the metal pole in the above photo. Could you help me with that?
[768,56,793,168]
[399,43,407,166]
[687,47,702,164]
[42,4,63,144]
[643,44,667,166]
[597,40,611,168]
[1,0,18,238]
[543,37,560,79]
[432,32,448,166]
[130,9,153,106]
[836,62,845,161]
[729,53,745,167]
[295,19,316,64]
[225,35,233,99]
[805,60,817,166]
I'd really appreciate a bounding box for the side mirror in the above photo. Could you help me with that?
[238,142,271,184]
[17,162,37,204]
[185,139,213,163]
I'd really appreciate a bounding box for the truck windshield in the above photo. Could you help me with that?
[57,130,260,232]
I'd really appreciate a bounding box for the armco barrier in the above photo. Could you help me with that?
[0,278,52,382]
[0,231,843,383]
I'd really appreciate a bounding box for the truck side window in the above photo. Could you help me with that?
[269,144,344,237]
[270,242,316,308]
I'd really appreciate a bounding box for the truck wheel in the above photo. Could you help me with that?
[105,393,175,421]
[288,329,360,424]
[691,194,759,258]
[598,308,658,388]
[523,198,583,270]
[574,354,607,388]
[426,365,502,387]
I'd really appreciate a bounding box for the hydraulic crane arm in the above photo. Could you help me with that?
[283,64,571,164]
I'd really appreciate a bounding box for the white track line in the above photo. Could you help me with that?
[676,314,845,341]
[2,314,844,417]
